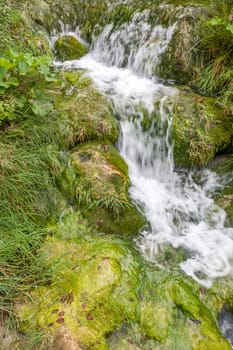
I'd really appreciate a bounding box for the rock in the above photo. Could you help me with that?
[19,213,140,349]
[19,212,232,350]
[56,71,118,148]
[54,35,88,61]
[57,141,146,235]
[218,305,233,347]
[170,89,233,167]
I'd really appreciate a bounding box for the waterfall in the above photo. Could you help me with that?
[56,11,233,288]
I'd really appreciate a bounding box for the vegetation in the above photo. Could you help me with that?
[19,212,232,350]
[0,0,142,336]
[0,0,233,349]
[0,50,58,127]
[172,90,233,167]
[0,1,59,326]
[196,0,233,116]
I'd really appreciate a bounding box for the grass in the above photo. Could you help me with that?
[0,1,63,325]
[0,108,62,328]
[196,0,233,115]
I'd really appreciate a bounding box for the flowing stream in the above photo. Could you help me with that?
[54,11,233,288]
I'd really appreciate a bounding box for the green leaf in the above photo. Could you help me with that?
[207,17,224,26]
[226,24,233,34]
[0,57,13,70]
[7,77,19,87]
[0,66,8,80]
[23,52,34,66]
[38,63,50,76]
[18,60,30,75]
[5,48,19,60]
[0,81,9,88]
[15,95,27,109]
[0,77,19,89]
[29,99,53,117]
[44,73,57,82]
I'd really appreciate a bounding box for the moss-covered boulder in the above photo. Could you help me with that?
[139,273,232,350]
[54,35,88,61]
[57,141,145,235]
[171,89,233,167]
[19,212,141,349]
[19,212,232,350]
[56,71,118,148]
[109,272,233,350]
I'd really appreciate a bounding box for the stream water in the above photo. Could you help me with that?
[54,11,233,288]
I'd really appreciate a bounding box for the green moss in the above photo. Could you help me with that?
[19,212,232,349]
[138,272,232,350]
[171,89,233,167]
[56,71,118,148]
[56,141,145,235]
[83,205,146,236]
[54,35,88,61]
[19,214,141,348]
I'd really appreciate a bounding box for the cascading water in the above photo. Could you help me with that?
[55,11,233,288]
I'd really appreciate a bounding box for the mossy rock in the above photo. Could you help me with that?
[54,35,88,61]
[56,71,118,148]
[57,141,146,235]
[83,205,146,236]
[19,214,231,350]
[171,89,233,167]
[137,270,232,350]
[157,6,207,85]
[108,269,232,350]
[19,212,141,349]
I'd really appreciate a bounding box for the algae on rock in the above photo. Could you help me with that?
[19,213,232,350]
[171,89,233,167]
[54,35,88,61]
[19,212,141,349]
[57,141,146,235]
[56,71,118,148]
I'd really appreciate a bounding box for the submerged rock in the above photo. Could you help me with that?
[54,35,88,61]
